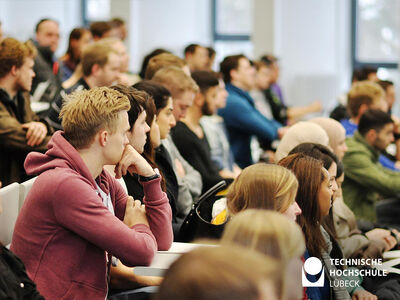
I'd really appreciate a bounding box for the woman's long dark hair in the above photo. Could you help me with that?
[278,153,327,258]
[133,81,171,167]
[289,143,339,239]
[133,81,172,191]
[63,27,89,66]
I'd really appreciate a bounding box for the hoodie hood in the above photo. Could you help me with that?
[24,131,100,190]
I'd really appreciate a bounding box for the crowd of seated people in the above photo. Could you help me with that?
[2,16,400,300]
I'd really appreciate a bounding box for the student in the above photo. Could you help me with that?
[0,37,52,185]
[157,246,284,300]
[90,21,112,41]
[46,40,122,130]
[171,70,233,192]
[278,153,348,299]
[218,54,284,168]
[343,109,400,222]
[341,81,387,137]
[212,163,301,224]
[11,87,173,299]
[30,18,62,103]
[183,43,209,72]
[200,77,241,175]
[221,209,305,300]
[0,181,44,299]
[59,27,93,82]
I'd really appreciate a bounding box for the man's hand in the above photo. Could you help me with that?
[22,122,48,146]
[115,145,155,179]
[352,289,377,300]
[174,158,186,178]
[366,228,397,251]
[123,196,149,228]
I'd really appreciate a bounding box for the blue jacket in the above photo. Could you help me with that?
[218,84,282,168]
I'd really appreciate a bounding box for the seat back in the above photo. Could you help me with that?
[0,183,20,245]
[19,177,36,211]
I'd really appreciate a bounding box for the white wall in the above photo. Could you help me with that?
[272,0,352,115]
[130,0,212,72]
[0,0,82,57]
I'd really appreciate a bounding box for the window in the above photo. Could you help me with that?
[352,0,399,69]
[212,0,254,62]
[82,0,110,26]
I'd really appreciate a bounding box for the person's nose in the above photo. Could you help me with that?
[295,202,302,216]
[170,115,176,128]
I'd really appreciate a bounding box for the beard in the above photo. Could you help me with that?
[373,137,389,152]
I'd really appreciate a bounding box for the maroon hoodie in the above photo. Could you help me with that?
[11,131,173,299]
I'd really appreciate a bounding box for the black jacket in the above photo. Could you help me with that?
[31,41,62,104]
[0,246,44,299]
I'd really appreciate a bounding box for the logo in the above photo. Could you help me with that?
[302,257,325,287]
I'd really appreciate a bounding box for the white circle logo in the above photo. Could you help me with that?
[304,257,323,275]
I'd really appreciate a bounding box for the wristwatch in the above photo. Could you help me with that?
[139,173,160,182]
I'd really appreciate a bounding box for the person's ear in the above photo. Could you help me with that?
[194,92,204,107]
[98,129,108,147]
[91,64,101,76]
[365,129,377,144]
[230,68,238,81]
[10,65,19,76]
[358,104,368,117]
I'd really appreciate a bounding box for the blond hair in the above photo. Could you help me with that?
[81,40,117,76]
[145,53,187,79]
[158,245,284,300]
[152,66,199,99]
[347,80,385,117]
[227,163,298,215]
[60,87,130,149]
[221,209,305,261]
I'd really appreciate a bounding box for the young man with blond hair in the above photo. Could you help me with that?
[0,37,52,185]
[342,80,387,137]
[46,40,121,130]
[11,87,173,299]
